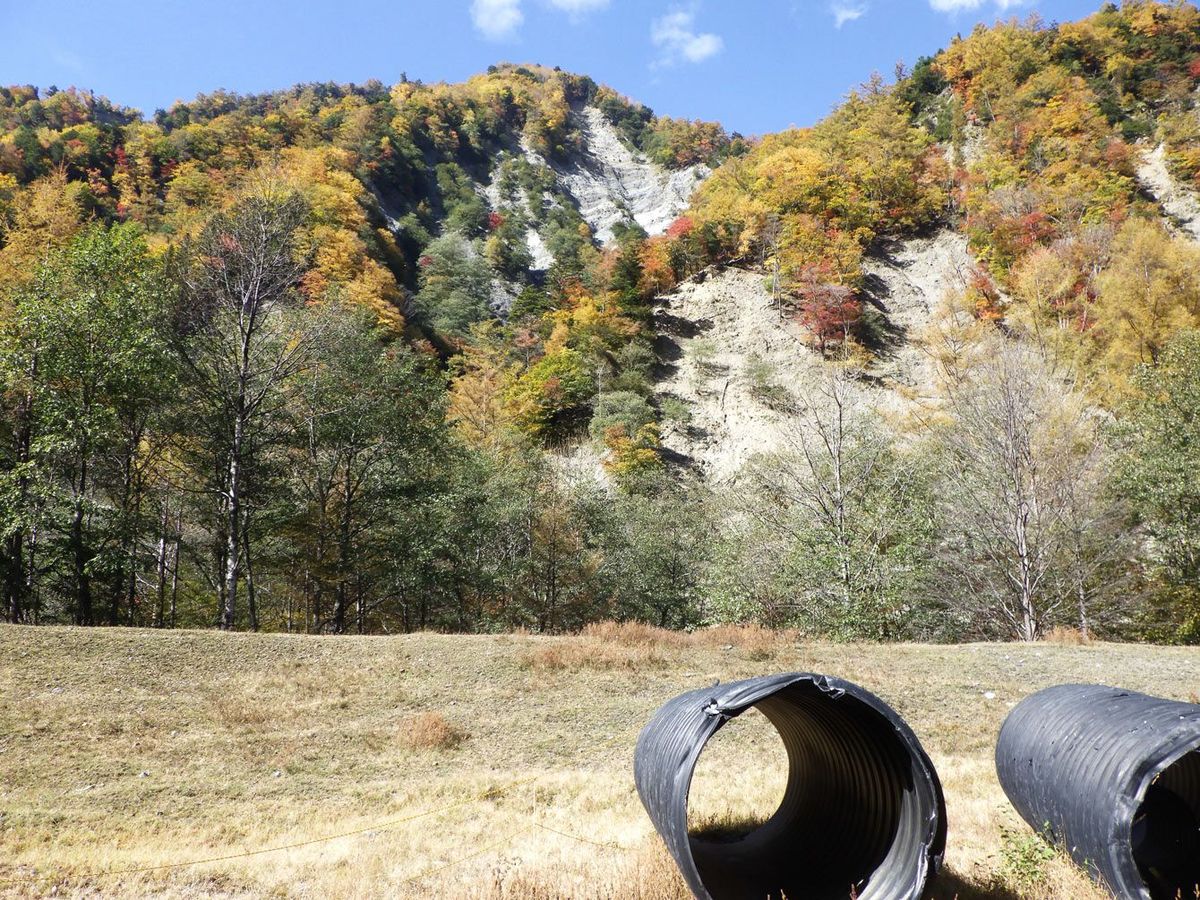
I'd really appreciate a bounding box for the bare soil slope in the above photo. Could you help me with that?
[653,230,973,481]
[1137,143,1200,242]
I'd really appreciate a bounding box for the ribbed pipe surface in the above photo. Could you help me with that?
[633,673,946,900]
[995,684,1200,899]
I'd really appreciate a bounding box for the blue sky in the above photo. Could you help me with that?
[2,0,1114,135]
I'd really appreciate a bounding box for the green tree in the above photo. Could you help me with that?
[484,213,533,281]
[599,481,711,628]
[284,304,449,634]
[0,223,174,625]
[1119,330,1200,642]
[176,189,314,631]
[589,390,655,443]
[414,233,493,338]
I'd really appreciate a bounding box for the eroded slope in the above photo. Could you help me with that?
[654,230,975,481]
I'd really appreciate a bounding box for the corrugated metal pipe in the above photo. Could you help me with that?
[634,673,946,900]
[996,684,1200,899]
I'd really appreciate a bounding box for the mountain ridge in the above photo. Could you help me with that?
[5,4,1200,643]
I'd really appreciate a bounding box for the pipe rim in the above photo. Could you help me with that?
[638,673,946,900]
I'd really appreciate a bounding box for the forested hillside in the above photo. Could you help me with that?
[4,2,1200,643]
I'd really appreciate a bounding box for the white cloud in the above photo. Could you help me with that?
[471,0,523,40]
[651,9,724,65]
[830,2,867,27]
[471,0,609,40]
[546,0,610,12]
[929,0,1028,12]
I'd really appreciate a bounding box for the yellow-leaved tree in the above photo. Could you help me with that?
[1093,218,1200,394]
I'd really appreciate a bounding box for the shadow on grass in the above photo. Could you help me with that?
[927,869,1024,900]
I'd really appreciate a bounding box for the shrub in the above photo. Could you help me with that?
[580,620,689,647]
[519,639,673,672]
[1041,625,1093,646]
[998,825,1057,895]
[610,342,658,395]
[659,395,692,425]
[690,338,720,373]
[590,391,655,443]
[742,354,792,409]
[701,623,789,661]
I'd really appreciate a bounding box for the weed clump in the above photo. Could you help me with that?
[519,640,672,672]
[997,824,1057,894]
[399,711,468,751]
[1041,626,1093,646]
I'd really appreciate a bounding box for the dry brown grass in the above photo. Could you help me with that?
[698,622,797,660]
[475,842,690,899]
[400,711,468,751]
[579,621,690,646]
[521,621,796,671]
[1040,626,1093,646]
[519,639,674,672]
[0,625,1196,898]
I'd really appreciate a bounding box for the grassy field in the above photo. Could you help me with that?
[0,623,1197,899]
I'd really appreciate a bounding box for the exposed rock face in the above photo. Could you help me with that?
[481,105,707,258]
[1137,143,1200,241]
[525,226,555,271]
[476,103,710,311]
[654,230,975,482]
[654,268,824,482]
[551,107,708,243]
[860,229,976,404]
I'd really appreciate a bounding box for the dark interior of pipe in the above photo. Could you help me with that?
[1133,749,1200,900]
[685,682,918,900]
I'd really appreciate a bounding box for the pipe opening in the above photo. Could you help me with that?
[687,707,788,843]
[1133,749,1200,900]
[685,682,922,900]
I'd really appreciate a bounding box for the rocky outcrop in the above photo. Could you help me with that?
[860,229,976,404]
[1137,143,1200,242]
[552,107,708,243]
[480,104,708,276]
[653,267,825,482]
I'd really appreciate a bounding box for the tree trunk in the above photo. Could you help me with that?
[221,413,244,630]
[243,522,258,632]
[1077,577,1090,641]
[1014,500,1038,642]
[831,392,853,610]
[121,442,146,627]
[155,503,169,628]
[6,355,37,624]
[27,523,39,625]
[72,459,93,626]
[332,466,353,634]
[6,532,23,624]
[312,529,325,633]
[72,497,92,626]
[169,512,181,630]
